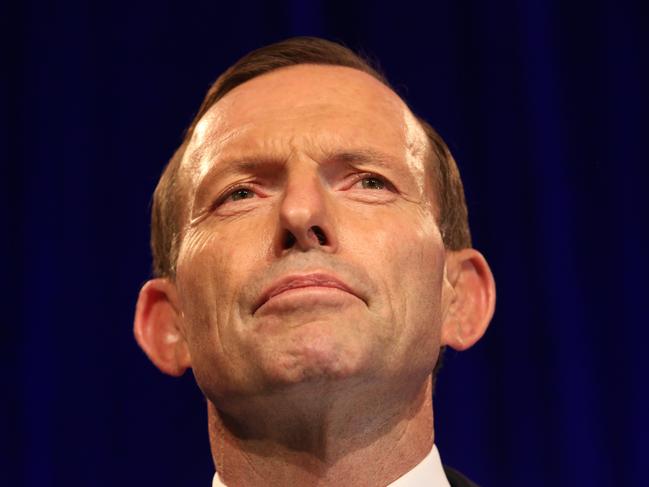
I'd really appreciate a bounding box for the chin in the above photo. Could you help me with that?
[256,319,372,386]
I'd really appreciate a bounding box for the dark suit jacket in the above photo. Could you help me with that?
[443,465,480,487]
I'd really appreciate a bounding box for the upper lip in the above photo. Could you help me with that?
[253,272,360,313]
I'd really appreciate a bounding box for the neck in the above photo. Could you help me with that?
[208,374,435,487]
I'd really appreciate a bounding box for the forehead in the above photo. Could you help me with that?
[182,65,429,189]
[203,64,406,133]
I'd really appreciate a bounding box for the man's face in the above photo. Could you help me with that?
[174,65,452,405]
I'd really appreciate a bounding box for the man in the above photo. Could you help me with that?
[134,37,496,486]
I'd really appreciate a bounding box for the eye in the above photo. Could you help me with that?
[351,173,390,191]
[359,176,386,190]
[228,187,255,201]
[214,185,257,208]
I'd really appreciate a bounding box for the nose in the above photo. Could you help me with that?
[275,167,338,254]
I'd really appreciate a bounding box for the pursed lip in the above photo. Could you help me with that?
[253,272,361,314]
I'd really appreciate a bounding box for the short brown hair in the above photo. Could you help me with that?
[151,37,471,278]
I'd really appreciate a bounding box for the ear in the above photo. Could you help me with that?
[441,249,496,351]
[133,278,191,376]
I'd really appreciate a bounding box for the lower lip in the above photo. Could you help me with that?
[255,286,360,315]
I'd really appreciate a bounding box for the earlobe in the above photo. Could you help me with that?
[133,278,192,376]
[441,249,496,351]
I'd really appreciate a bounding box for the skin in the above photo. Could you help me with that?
[134,64,496,486]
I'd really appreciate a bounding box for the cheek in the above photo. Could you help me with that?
[345,207,446,331]
[346,204,444,282]
[176,214,278,352]
[175,223,261,333]
[175,222,272,392]
[175,229,225,342]
[405,213,446,314]
[179,215,270,282]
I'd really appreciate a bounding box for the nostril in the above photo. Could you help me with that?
[283,231,297,248]
[311,226,327,245]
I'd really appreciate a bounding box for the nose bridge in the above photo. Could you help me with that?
[276,155,336,252]
[280,157,326,228]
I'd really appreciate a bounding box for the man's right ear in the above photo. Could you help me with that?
[133,278,191,377]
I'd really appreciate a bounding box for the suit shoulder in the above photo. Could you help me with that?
[443,465,480,487]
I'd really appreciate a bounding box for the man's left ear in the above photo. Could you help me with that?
[441,248,496,351]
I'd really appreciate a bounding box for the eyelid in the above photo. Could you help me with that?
[348,172,394,190]
[213,182,259,208]
[213,171,393,208]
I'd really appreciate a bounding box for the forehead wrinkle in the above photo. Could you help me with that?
[189,132,297,213]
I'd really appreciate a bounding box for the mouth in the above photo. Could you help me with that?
[253,272,361,314]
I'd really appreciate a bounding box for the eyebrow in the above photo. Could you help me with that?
[195,155,286,196]
[325,148,400,170]
[192,147,406,214]
[201,147,401,184]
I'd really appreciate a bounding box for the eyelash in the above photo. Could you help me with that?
[349,172,391,190]
[214,183,258,207]
[215,173,392,208]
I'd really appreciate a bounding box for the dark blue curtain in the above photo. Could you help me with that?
[3,1,648,486]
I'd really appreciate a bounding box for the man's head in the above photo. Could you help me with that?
[150,37,471,279]
[134,37,495,412]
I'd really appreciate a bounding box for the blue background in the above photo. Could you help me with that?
[2,1,648,486]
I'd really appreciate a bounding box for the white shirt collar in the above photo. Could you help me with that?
[212,444,450,486]
[387,444,450,487]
